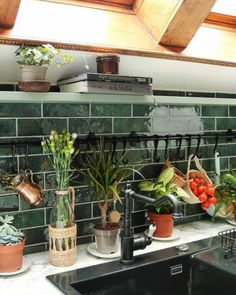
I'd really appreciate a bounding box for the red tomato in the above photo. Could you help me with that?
[195,178,201,184]
[198,192,208,202]
[197,186,206,194]
[192,188,199,196]
[199,178,206,185]
[208,197,217,205]
[189,172,196,179]
[190,181,198,189]
[206,183,213,188]
[201,202,210,210]
[206,186,215,196]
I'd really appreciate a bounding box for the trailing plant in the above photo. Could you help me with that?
[139,167,189,214]
[15,43,73,66]
[0,215,24,246]
[41,129,78,190]
[80,139,141,227]
[0,171,14,191]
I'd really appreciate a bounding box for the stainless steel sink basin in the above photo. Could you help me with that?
[47,236,220,295]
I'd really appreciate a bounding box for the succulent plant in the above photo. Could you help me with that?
[0,215,24,246]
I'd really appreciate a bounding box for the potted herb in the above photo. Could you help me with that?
[0,215,25,273]
[139,167,189,237]
[41,129,78,267]
[214,169,236,220]
[15,43,73,91]
[80,139,136,254]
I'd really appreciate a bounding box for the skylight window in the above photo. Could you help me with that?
[211,0,236,17]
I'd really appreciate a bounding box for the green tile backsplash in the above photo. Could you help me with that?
[1,90,236,254]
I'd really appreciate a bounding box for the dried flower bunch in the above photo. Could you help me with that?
[41,130,78,190]
[15,43,73,67]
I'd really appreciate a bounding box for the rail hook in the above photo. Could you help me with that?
[194,134,202,158]
[112,136,118,164]
[164,135,170,160]
[176,134,185,160]
[153,135,160,162]
[187,134,192,157]
[122,137,129,164]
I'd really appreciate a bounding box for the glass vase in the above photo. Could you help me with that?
[50,187,75,229]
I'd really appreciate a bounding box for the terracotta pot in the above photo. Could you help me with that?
[232,201,236,221]
[94,223,121,254]
[148,212,174,237]
[0,239,25,272]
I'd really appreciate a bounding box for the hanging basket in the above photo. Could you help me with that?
[182,154,212,204]
[163,160,186,188]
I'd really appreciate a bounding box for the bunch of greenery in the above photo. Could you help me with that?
[214,169,236,217]
[0,171,14,191]
[15,43,73,66]
[41,129,78,190]
[0,215,24,246]
[139,167,189,214]
[80,139,140,227]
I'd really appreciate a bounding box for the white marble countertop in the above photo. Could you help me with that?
[0,220,235,295]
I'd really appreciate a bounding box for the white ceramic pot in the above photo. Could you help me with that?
[19,65,48,81]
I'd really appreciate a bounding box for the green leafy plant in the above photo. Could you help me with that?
[80,139,140,227]
[139,167,189,214]
[214,169,236,217]
[0,171,14,191]
[0,215,24,246]
[41,129,78,190]
[15,43,73,66]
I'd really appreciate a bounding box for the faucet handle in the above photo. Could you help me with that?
[146,223,156,237]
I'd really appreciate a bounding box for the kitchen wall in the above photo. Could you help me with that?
[0,88,236,254]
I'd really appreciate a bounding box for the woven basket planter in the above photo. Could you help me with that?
[49,224,77,267]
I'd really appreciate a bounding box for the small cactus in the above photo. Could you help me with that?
[0,215,24,246]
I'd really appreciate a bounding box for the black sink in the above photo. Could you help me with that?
[47,236,220,295]
[191,246,236,295]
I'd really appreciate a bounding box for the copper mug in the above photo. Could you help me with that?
[11,169,43,206]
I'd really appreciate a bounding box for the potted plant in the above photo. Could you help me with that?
[0,215,25,273]
[214,169,236,221]
[41,129,78,266]
[15,43,73,91]
[80,139,137,254]
[139,167,189,237]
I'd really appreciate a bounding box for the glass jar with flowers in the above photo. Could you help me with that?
[41,129,78,267]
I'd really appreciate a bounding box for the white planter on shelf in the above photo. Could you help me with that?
[19,65,48,81]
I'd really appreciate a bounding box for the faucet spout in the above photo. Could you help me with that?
[120,181,182,265]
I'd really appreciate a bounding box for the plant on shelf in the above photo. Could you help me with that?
[80,139,139,254]
[41,129,78,267]
[0,215,25,273]
[214,169,236,221]
[139,166,189,237]
[15,43,73,91]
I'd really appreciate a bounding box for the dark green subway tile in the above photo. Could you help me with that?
[91,104,131,117]
[75,187,97,203]
[22,226,47,245]
[0,157,16,174]
[69,118,112,134]
[201,157,228,173]
[186,92,215,97]
[201,118,215,131]
[114,118,151,133]
[229,157,236,170]
[43,103,89,117]
[75,203,91,220]
[0,119,16,136]
[202,105,228,117]
[76,219,94,236]
[185,204,202,216]
[77,236,93,245]
[0,84,15,91]
[217,144,236,157]
[0,194,19,212]
[216,118,236,131]
[124,149,152,164]
[2,209,45,228]
[229,106,236,117]
[24,244,46,254]
[153,118,185,133]
[170,106,200,117]
[216,92,236,98]
[19,155,52,173]
[0,103,41,117]
[153,90,185,96]
[18,119,67,136]
[132,211,146,227]
[133,105,168,117]
[185,118,202,132]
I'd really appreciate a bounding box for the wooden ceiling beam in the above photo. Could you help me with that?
[159,0,217,48]
[0,0,21,29]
